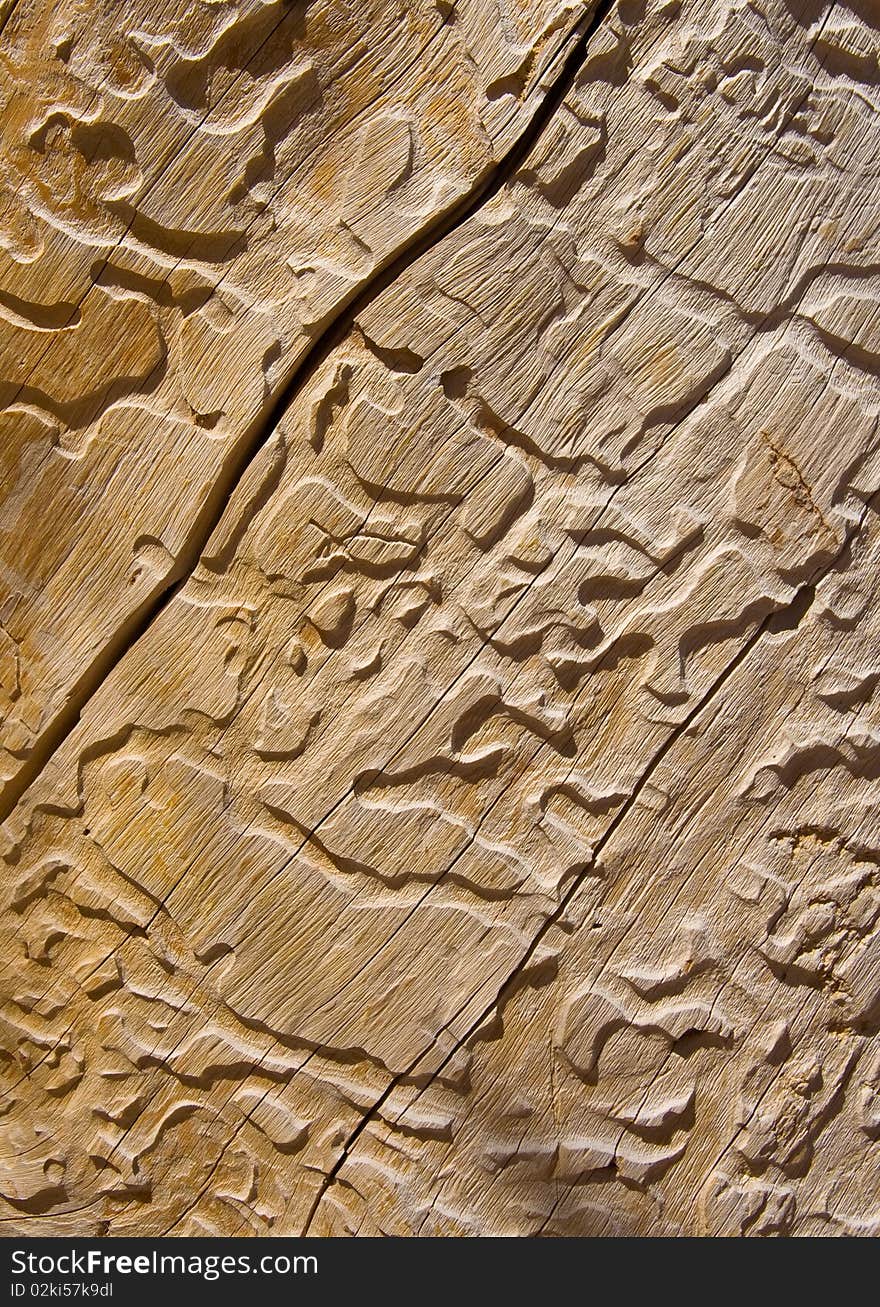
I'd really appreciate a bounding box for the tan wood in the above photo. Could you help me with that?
[2,0,880,1236]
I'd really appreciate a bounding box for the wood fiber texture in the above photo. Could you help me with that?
[2,0,880,1238]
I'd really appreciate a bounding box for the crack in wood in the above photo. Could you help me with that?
[0,0,616,827]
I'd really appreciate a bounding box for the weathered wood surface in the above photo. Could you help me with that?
[3,0,880,1236]
[0,0,585,809]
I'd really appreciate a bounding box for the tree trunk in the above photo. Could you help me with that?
[2,0,879,1237]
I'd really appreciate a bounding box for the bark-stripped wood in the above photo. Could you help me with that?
[2,0,880,1236]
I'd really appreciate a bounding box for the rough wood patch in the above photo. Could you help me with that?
[2,0,880,1236]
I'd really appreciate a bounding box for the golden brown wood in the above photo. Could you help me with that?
[2,0,880,1236]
